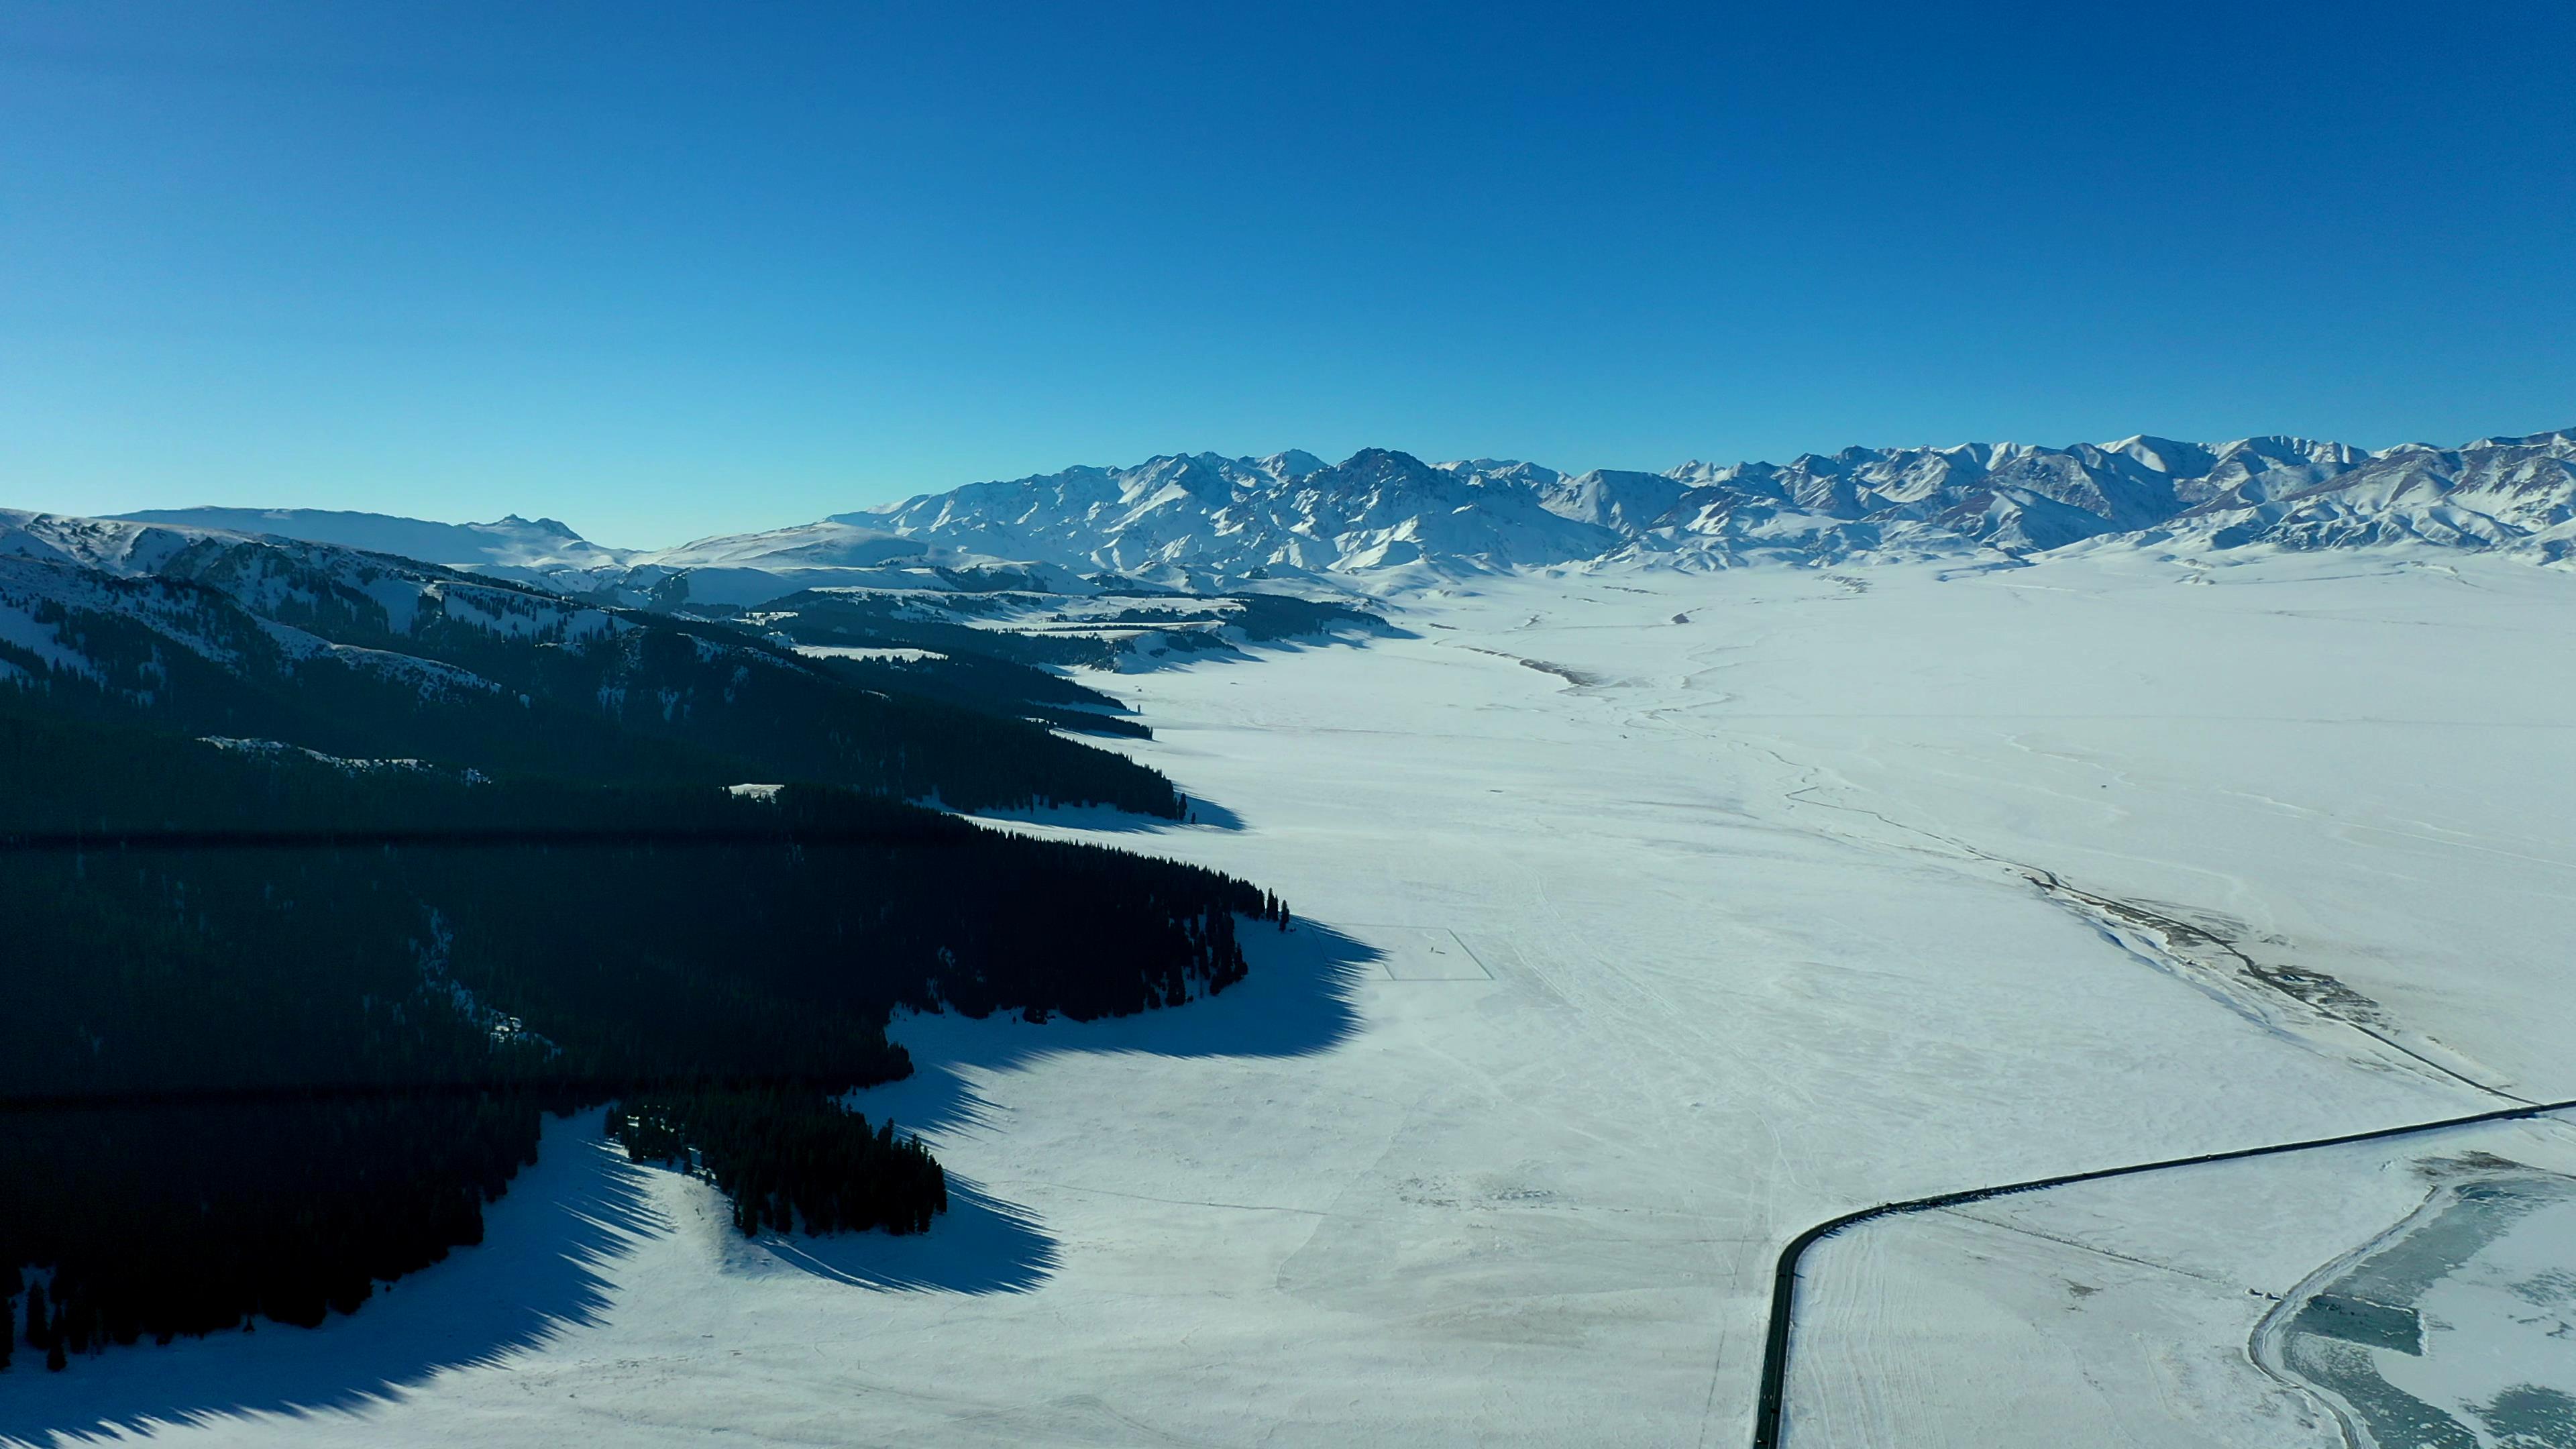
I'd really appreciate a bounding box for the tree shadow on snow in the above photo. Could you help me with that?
[851,920,1379,1144]
[0,1116,660,1447]
[0,926,1375,1441]
[747,1179,1059,1295]
[1174,795,1244,830]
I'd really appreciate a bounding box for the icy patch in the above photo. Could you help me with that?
[2265,1174,2576,1448]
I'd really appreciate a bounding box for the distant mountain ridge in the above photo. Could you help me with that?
[830,428,2576,586]
[111,507,631,571]
[100,426,2576,598]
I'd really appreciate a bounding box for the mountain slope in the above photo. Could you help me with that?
[0,511,1186,815]
[70,426,2576,600]
[816,427,2576,582]
[110,507,631,571]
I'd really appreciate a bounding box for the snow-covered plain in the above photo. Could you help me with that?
[7,549,2574,1446]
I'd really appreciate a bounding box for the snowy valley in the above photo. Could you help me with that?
[5,432,2575,1448]
[105,426,2576,604]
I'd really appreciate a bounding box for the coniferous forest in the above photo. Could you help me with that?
[0,670,1291,1368]
[0,540,1192,818]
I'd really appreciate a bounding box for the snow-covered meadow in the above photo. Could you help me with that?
[7,549,2572,1447]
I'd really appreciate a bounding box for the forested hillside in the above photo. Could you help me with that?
[737,585,1388,674]
[0,693,1287,1368]
[0,529,1185,816]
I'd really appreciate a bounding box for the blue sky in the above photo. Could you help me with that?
[3,1,2569,545]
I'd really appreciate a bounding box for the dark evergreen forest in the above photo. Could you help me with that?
[0,695,1291,1369]
[0,551,1186,816]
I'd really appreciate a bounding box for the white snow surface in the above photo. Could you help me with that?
[105,509,631,572]
[7,551,2574,1446]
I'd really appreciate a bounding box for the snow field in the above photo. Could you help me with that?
[9,549,2573,1446]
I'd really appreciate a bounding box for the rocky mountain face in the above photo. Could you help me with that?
[76,427,2576,600]
[827,429,2576,585]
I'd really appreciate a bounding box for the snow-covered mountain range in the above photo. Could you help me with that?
[96,427,2576,602]
[0,506,1208,812]
[828,429,2576,588]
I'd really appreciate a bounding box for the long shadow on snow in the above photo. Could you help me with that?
[853,920,1377,1140]
[0,926,1375,1440]
[745,1178,1058,1294]
[766,922,1379,1299]
[0,1116,659,1447]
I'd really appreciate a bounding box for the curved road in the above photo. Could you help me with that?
[1750,1096,2576,1448]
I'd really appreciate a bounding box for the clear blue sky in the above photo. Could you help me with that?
[4,1,2569,545]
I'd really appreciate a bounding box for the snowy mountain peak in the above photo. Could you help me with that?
[803,427,2576,585]
[1258,449,1330,481]
[109,507,628,570]
[52,425,2576,606]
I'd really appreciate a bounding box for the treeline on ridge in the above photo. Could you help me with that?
[608,1090,947,1238]
[741,586,1389,678]
[1,545,1184,816]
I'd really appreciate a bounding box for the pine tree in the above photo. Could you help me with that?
[23,1281,44,1352]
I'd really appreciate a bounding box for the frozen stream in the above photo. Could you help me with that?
[2263,1174,2576,1448]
